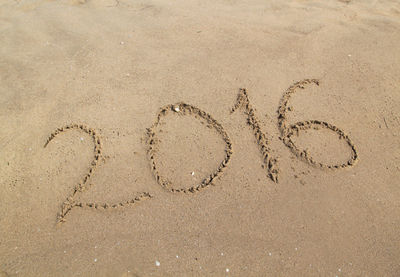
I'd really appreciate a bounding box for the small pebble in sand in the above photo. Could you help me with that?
[64,250,66,253]
[176,255,179,258]
[295,247,298,251]
[173,105,180,112]
[155,260,160,267]
[94,258,97,262]
[221,253,224,256]
[80,137,84,141]
[120,41,125,45]
[338,268,341,272]
[226,268,229,272]
[191,172,195,176]
[268,252,272,256]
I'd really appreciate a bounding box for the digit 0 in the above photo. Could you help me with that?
[146,102,233,193]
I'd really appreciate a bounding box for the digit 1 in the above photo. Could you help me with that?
[231,89,279,182]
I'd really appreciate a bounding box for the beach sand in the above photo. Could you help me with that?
[1,0,399,276]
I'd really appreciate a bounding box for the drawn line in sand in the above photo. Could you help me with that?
[277,79,359,169]
[44,80,359,223]
[231,89,279,182]
[44,124,152,224]
[146,103,233,193]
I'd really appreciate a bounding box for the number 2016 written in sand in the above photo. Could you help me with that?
[44,79,359,224]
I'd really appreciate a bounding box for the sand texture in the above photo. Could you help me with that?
[1,0,400,276]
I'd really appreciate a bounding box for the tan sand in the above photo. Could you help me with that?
[1,0,400,276]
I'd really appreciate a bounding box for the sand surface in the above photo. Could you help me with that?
[1,0,400,276]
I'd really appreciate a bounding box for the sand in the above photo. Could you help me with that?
[1,0,400,276]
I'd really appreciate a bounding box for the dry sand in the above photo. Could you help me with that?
[1,0,400,276]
